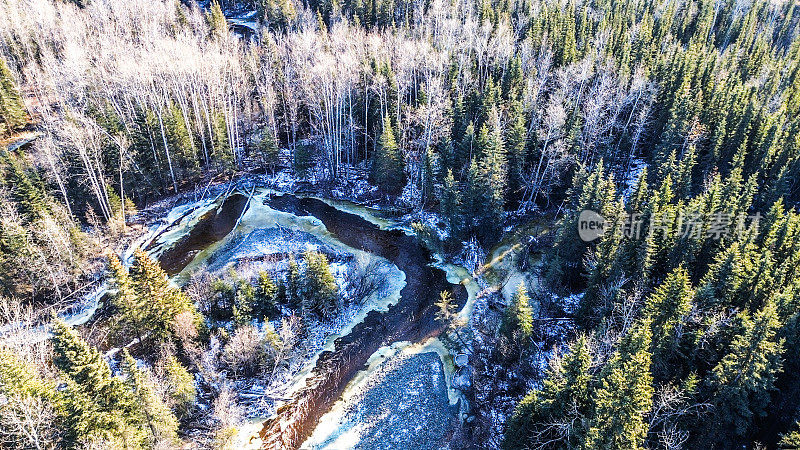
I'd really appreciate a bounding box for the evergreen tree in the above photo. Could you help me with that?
[705,301,784,439]
[456,123,476,172]
[505,99,527,201]
[0,150,51,222]
[421,147,436,205]
[232,281,256,326]
[286,255,301,308]
[546,162,617,290]
[643,267,693,380]
[642,175,680,284]
[109,253,143,340]
[257,127,281,172]
[612,168,649,280]
[371,116,406,195]
[471,112,507,243]
[121,350,179,445]
[503,335,593,449]
[255,270,279,319]
[694,241,758,311]
[584,321,654,450]
[164,103,197,177]
[208,277,236,322]
[439,168,462,240]
[110,250,200,349]
[51,319,143,447]
[160,355,196,419]
[207,2,228,38]
[0,58,26,135]
[434,290,458,324]
[501,55,524,101]
[293,141,314,179]
[211,110,232,169]
[300,250,339,319]
[450,95,468,166]
[499,283,534,344]
[259,0,297,29]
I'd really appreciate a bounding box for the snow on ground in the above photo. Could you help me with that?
[303,342,458,450]
[202,227,350,275]
[622,157,647,201]
[557,292,583,316]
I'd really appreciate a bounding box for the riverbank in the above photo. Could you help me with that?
[127,183,471,448]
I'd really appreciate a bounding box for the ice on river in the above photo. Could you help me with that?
[303,342,458,450]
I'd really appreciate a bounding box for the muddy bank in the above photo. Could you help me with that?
[258,194,465,449]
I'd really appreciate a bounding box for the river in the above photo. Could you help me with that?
[152,187,474,449]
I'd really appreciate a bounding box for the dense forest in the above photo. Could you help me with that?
[1,0,800,447]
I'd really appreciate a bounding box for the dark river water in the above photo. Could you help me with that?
[157,191,465,449]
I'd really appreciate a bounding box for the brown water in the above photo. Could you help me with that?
[156,193,249,275]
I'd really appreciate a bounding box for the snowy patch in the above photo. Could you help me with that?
[303,344,457,450]
[622,157,647,201]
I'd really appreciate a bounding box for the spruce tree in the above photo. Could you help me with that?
[211,110,232,169]
[165,102,197,176]
[546,162,617,290]
[434,289,456,319]
[473,111,507,242]
[421,147,436,205]
[51,319,143,447]
[505,99,527,201]
[643,266,693,380]
[111,250,200,348]
[286,255,301,308]
[501,55,524,101]
[642,174,680,284]
[109,253,144,342]
[450,95,467,166]
[503,335,593,449]
[439,168,462,240]
[584,321,654,450]
[121,350,179,445]
[0,151,51,223]
[257,127,281,172]
[371,116,406,195]
[499,283,534,344]
[233,281,256,326]
[0,58,26,135]
[207,1,228,38]
[456,123,476,172]
[160,354,196,419]
[293,141,314,179]
[255,270,279,319]
[705,301,784,439]
[612,167,649,281]
[300,250,339,319]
